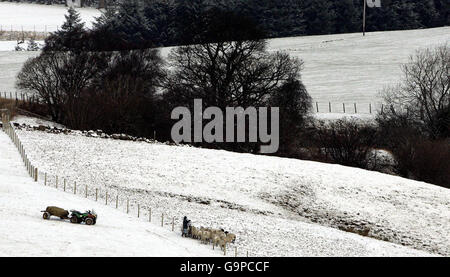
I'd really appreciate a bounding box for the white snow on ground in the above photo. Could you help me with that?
[1,4,449,106]
[2,26,449,105]
[0,51,39,92]
[0,130,221,257]
[12,127,450,256]
[1,2,449,105]
[313,113,375,122]
[159,27,450,108]
[0,2,100,32]
[12,115,64,129]
[0,41,44,51]
[267,27,450,105]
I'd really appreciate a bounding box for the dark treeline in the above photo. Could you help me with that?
[3,0,449,47]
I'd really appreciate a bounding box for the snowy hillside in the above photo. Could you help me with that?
[0,2,100,32]
[10,121,450,256]
[2,26,449,109]
[0,2,449,106]
[0,130,223,257]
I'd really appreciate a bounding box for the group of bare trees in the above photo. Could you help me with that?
[17,49,164,135]
[377,44,449,187]
[15,7,312,152]
[380,44,449,139]
[302,44,449,187]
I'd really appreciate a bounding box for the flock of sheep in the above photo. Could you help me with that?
[187,226,237,251]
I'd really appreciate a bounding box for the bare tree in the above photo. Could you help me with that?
[165,40,303,109]
[16,51,109,123]
[311,119,378,169]
[380,44,449,138]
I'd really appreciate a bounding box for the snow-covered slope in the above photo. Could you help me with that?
[2,26,449,107]
[0,130,221,257]
[1,2,449,105]
[0,2,100,32]
[11,125,449,256]
[158,26,450,109]
[267,27,450,105]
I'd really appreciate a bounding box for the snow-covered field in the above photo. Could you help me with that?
[0,1,449,106]
[267,27,450,105]
[10,122,450,256]
[0,130,221,257]
[0,2,100,32]
[0,50,39,92]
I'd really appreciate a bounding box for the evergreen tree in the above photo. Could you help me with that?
[173,0,210,44]
[44,7,86,52]
[91,0,154,49]
[112,0,152,44]
[414,0,439,27]
[303,0,336,35]
[27,38,40,51]
[333,0,358,34]
[143,0,177,46]
[433,0,450,26]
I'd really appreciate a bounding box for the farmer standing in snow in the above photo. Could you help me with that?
[182,216,189,237]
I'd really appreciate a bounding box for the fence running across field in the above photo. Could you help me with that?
[0,25,58,40]
[2,90,385,115]
[1,92,38,103]
[0,109,251,257]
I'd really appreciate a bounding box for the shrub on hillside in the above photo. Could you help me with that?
[408,139,450,188]
[310,119,378,169]
[379,44,449,140]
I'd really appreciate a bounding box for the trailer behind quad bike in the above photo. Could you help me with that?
[41,207,97,226]
[41,206,70,220]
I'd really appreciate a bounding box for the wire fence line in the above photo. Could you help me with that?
[0,25,60,33]
[0,25,57,40]
[0,110,250,257]
[2,90,385,115]
[313,101,385,114]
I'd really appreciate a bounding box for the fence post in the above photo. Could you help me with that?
[115,195,118,208]
[74,181,76,194]
[95,188,98,201]
[44,173,47,186]
[369,103,372,114]
[354,103,357,113]
[105,191,108,205]
[138,204,140,218]
[126,199,129,214]
[34,168,38,182]
[343,103,346,113]
[329,102,331,113]
[85,185,88,198]
[316,102,319,113]
[161,213,164,227]
[149,208,152,222]
[172,217,174,231]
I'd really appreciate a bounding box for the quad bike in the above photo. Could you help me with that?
[42,206,70,220]
[70,210,97,225]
